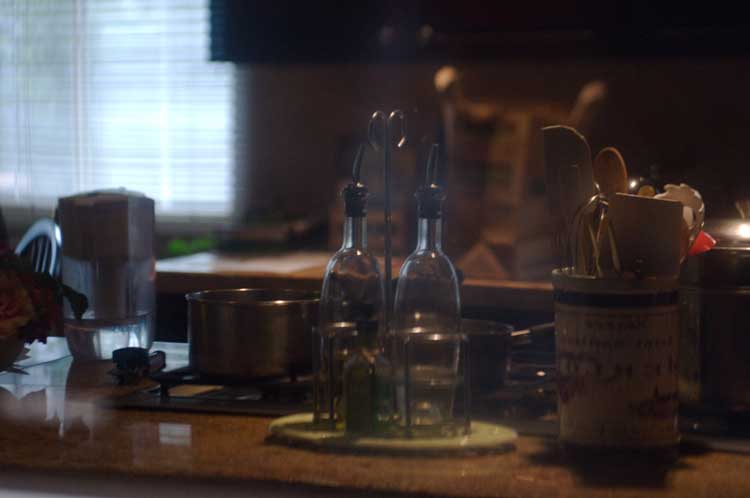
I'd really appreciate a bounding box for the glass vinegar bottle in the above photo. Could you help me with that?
[319,145,384,333]
[316,146,386,427]
[392,144,462,432]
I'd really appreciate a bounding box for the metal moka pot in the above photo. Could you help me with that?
[680,217,750,412]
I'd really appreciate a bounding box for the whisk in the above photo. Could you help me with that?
[568,193,621,277]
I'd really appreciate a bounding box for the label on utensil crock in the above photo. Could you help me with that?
[555,300,679,448]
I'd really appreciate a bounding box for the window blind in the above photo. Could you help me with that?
[0,0,235,219]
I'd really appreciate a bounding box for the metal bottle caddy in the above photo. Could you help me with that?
[313,111,473,437]
[398,332,471,436]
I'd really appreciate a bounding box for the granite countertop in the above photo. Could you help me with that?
[2,340,750,498]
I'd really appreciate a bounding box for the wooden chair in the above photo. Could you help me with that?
[14,218,61,277]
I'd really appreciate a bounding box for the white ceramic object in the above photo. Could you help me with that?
[655,183,705,248]
[609,193,684,277]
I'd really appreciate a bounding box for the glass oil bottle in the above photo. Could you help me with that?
[392,144,462,435]
[315,145,388,430]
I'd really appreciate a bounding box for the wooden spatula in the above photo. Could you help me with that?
[543,125,595,273]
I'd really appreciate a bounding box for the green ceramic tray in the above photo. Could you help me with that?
[268,413,517,455]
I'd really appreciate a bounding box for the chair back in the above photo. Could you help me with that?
[14,218,61,277]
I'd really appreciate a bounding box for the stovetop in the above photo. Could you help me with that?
[111,367,313,416]
[111,348,558,419]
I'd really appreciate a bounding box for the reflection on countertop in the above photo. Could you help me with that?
[0,341,198,478]
[1,340,750,498]
[0,339,189,442]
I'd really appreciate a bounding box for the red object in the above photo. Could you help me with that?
[689,231,716,256]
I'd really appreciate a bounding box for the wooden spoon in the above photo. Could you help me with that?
[593,147,628,275]
[593,147,628,196]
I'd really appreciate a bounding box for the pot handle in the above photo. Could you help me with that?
[510,322,555,346]
[110,348,166,385]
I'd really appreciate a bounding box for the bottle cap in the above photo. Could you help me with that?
[342,145,370,217]
[416,144,446,219]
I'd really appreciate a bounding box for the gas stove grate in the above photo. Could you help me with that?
[111,367,312,417]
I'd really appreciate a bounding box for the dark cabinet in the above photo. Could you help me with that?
[211,0,750,63]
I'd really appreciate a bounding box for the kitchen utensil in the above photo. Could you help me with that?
[569,192,615,277]
[681,217,750,412]
[186,288,319,381]
[368,110,407,334]
[58,190,155,360]
[593,147,628,196]
[592,147,627,274]
[462,319,554,393]
[608,193,684,277]
[462,320,513,394]
[543,125,596,273]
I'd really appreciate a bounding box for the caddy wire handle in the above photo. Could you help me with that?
[368,110,407,334]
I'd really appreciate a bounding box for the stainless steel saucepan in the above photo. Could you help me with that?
[462,319,554,392]
[186,288,319,381]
